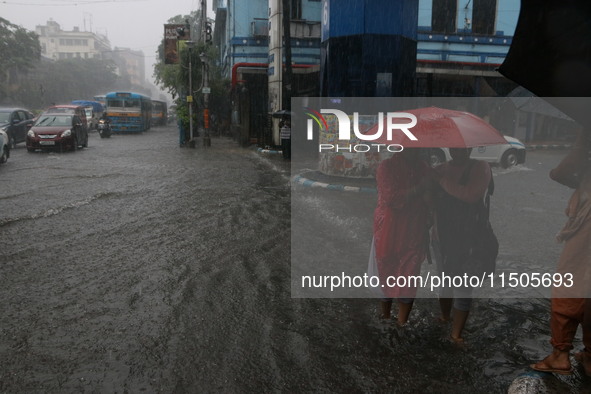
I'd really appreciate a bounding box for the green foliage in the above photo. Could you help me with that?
[0,18,121,109]
[0,17,41,104]
[174,96,191,129]
[5,58,120,109]
[0,17,40,71]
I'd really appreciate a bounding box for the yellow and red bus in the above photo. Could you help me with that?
[105,92,152,133]
[151,100,168,126]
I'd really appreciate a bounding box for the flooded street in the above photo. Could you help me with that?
[1,127,590,392]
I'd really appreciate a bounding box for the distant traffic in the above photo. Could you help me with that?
[0,92,170,160]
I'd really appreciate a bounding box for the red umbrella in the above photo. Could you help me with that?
[368,107,507,148]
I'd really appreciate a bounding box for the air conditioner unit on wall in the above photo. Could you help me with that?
[290,20,321,39]
[251,19,269,37]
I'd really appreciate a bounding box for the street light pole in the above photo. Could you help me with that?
[187,40,195,148]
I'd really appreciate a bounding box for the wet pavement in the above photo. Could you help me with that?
[0,127,590,392]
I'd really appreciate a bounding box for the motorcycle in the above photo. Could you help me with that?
[97,119,111,138]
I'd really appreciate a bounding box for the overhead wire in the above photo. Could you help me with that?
[1,0,147,5]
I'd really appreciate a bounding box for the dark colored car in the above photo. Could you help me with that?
[26,113,88,152]
[0,107,35,148]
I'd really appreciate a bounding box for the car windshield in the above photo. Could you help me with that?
[47,107,74,114]
[0,112,11,123]
[35,115,72,127]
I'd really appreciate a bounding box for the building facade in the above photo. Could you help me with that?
[107,47,146,88]
[416,0,520,97]
[35,19,111,61]
[35,20,148,94]
[213,0,322,146]
[213,0,564,146]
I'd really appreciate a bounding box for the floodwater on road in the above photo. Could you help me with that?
[0,128,589,392]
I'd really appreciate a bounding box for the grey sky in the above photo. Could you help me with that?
[1,0,210,88]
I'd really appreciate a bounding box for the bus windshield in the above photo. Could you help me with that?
[108,99,140,108]
[125,99,140,108]
[107,99,124,108]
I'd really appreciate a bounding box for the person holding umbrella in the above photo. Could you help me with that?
[372,148,433,325]
[430,147,493,343]
[367,107,505,331]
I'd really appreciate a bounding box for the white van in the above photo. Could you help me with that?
[429,136,527,168]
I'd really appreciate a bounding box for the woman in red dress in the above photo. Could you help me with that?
[373,148,433,325]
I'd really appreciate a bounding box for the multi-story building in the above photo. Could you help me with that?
[35,19,111,61]
[35,20,148,94]
[107,47,146,88]
[213,0,557,147]
[213,0,322,146]
[320,0,519,97]
[416,0,520,97]
[414,1,575,141]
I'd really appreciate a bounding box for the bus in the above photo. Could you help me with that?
[93,95,106,106]
[151,100,168,126]
[104,92,152,133]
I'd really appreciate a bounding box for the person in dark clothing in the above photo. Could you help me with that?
[280,119,291,159]
[431,148,492,343]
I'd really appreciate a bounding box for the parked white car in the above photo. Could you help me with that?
[0,129,9,164]
[429,136,526,168]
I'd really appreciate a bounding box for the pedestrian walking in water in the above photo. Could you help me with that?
[580,299,591,375]
[431,148,493,343]
[370,148,433,326]
[280,119,291,159]
[531,130,591,376]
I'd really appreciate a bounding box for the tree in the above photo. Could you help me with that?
[153,12,231,134]
[153,13,201,100]
[0,17,41,103]
[7,58,119,109]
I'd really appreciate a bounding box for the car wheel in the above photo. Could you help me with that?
[27,147,35,153]
[429,149,446,167]
[0,146,8,163]
[501,149,518,168]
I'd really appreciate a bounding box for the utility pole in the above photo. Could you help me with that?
[282,0,293,112]
[201,0,212,147]
[187,40,195,148]
[176,19,194,148]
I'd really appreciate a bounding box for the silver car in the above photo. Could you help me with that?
[0,129,9,164]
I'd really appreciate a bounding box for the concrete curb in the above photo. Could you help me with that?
[259,144,571,154]
[257,147,282,155]
[525,144,571,151]
[292,174,377,194]
[258,144,570,194]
